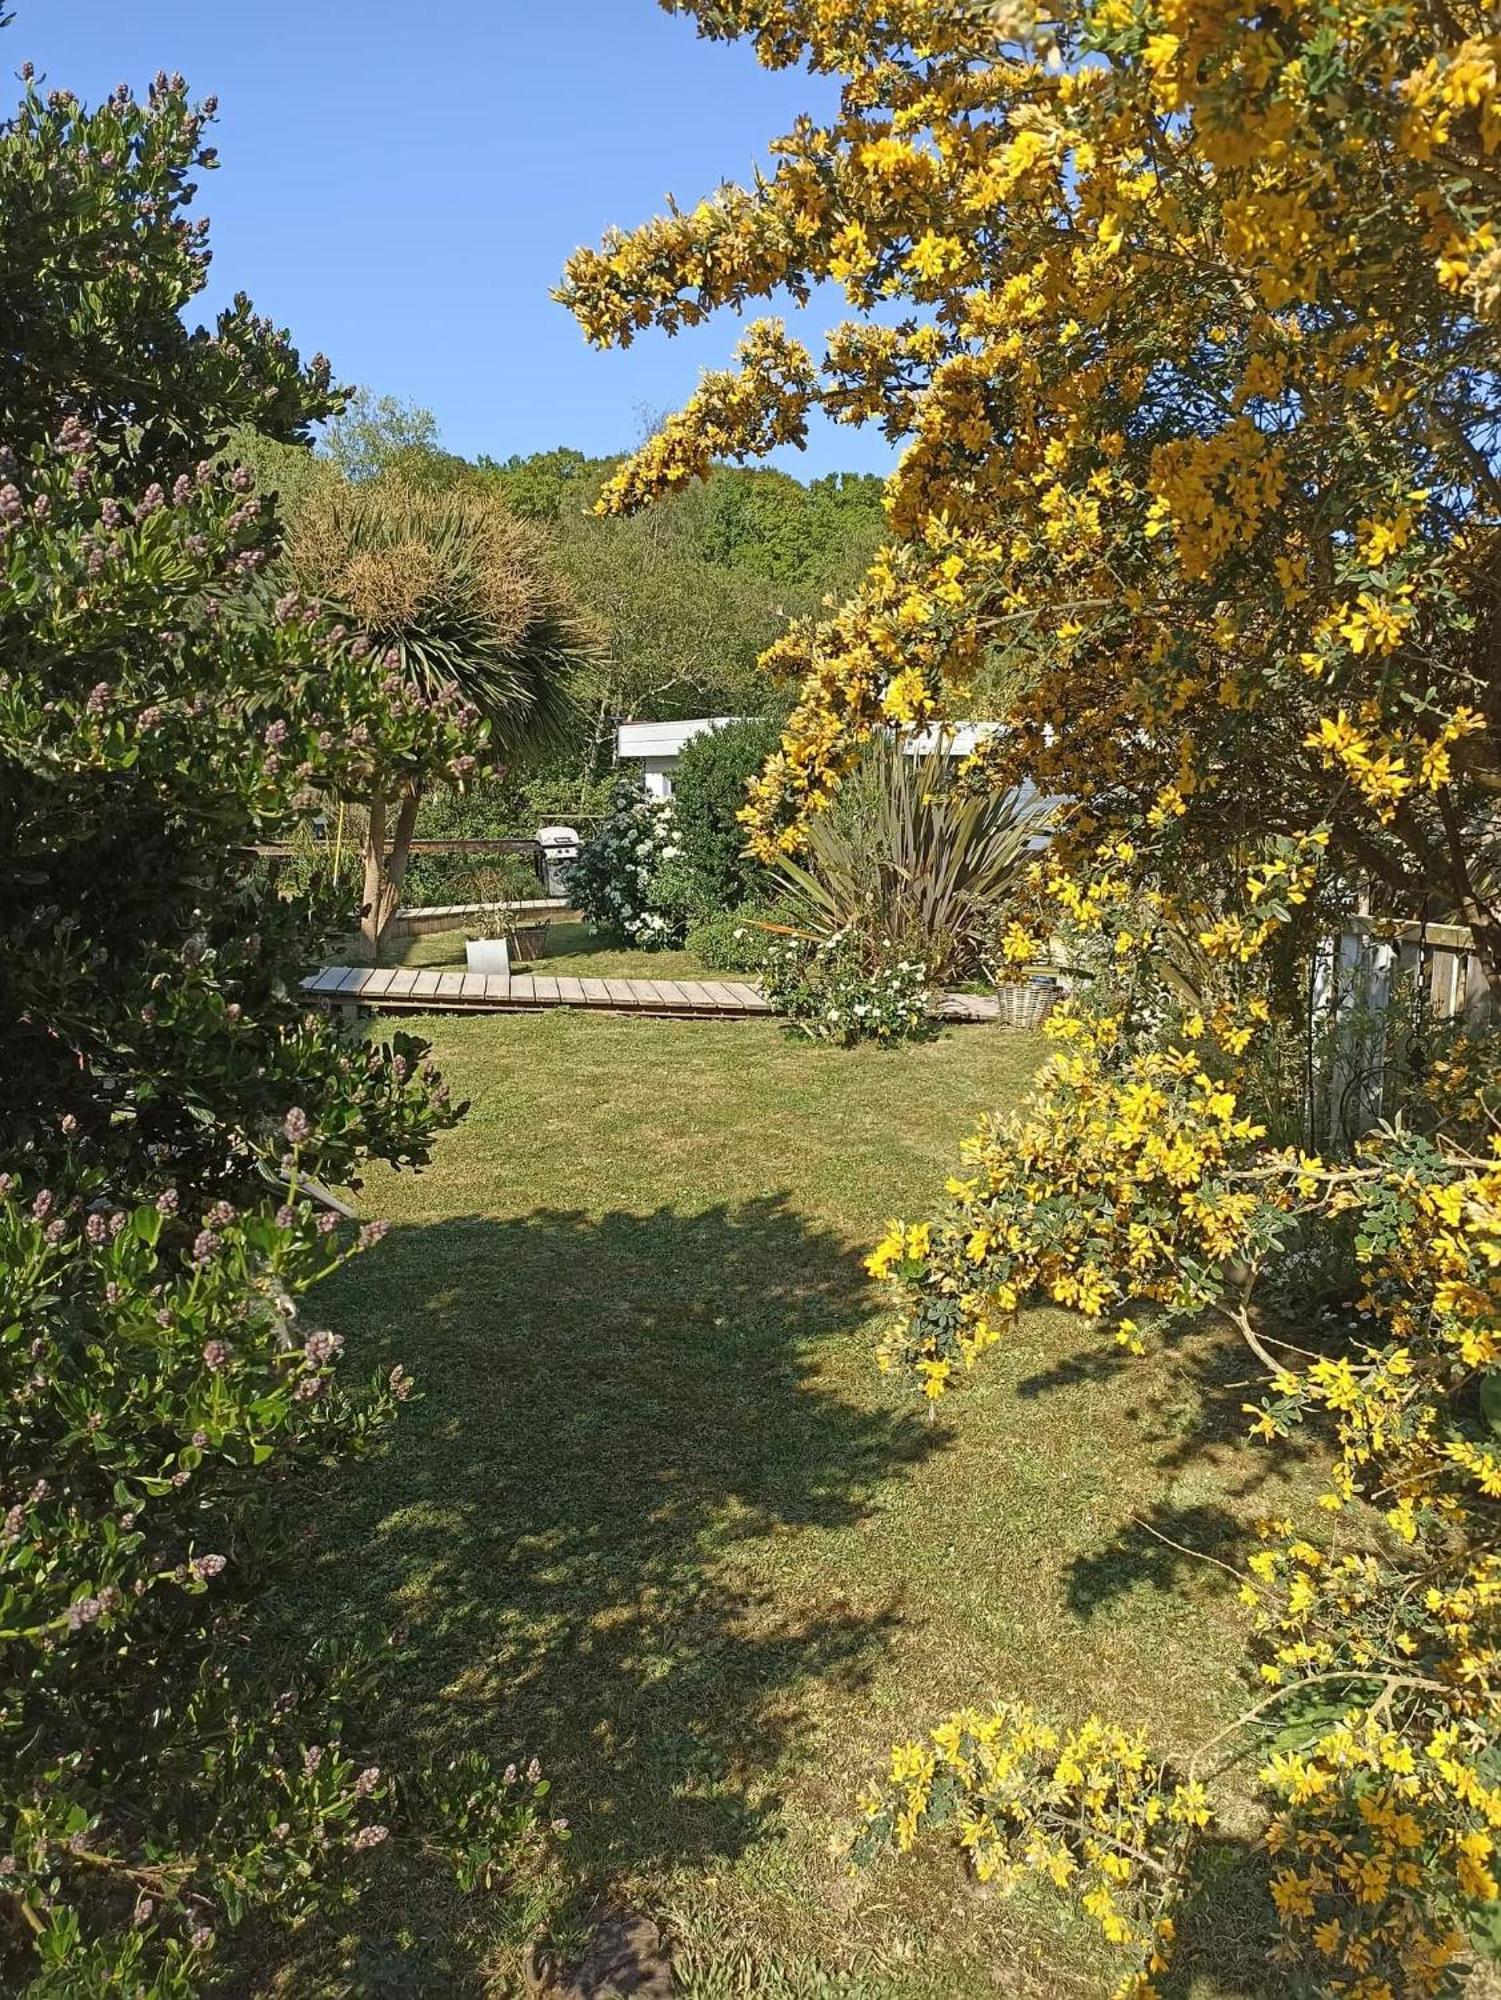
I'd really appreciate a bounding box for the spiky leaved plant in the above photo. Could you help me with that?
[770,734,1052,986]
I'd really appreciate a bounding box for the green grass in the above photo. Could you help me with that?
[274,1011,1306,1996]
[367,921,719,982]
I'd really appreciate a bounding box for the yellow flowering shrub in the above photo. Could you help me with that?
[858,855,1501,1992]
[564,3,1501,1991]
[560,0,1501,952]
[850,1704,1200,1989]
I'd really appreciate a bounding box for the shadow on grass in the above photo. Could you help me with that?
[531,920,612,963]
[1164,1832,1285,1999]
[283,1196,946,1913]
[1018,1320,1317,1619]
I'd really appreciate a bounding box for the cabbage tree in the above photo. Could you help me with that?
[285,476,593,954]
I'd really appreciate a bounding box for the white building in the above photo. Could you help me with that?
[614,718,740,798]
[615,716,1004,797]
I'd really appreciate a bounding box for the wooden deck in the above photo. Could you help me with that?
[302,965,775,1019]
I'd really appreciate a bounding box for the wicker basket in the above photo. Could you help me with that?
[993,979,1059,1030]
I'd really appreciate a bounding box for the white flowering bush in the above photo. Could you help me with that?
[761,933,934,1046]
[569,778,687,947]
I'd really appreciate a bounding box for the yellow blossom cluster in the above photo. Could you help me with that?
[562,0,1501,947]
[859,840,1501,1986]
[593,320,817,516]
[851,1702,1200,1998]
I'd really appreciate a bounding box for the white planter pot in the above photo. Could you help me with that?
[465,936,510,975]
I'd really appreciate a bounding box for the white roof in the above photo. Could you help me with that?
[616,717,740,759]
[616,717,1001,762]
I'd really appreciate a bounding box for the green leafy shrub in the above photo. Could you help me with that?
[761,934,935,1045]
[645,853,710,941]
[401,846,542,910]
[670,717,783,911]
[0,53,561,1992]
[685,903,780,974]
[569,779,685,946]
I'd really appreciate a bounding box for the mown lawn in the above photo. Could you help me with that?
[371,921,720,983]
[276,1010,1305,1997]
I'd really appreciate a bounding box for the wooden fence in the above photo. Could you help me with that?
[1319,915,1492,1141]
[1340,915,1492,1024]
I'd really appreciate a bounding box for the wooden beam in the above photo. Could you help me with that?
[1348,913,1474,951]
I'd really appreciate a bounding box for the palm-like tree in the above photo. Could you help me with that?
[285,475,593,955]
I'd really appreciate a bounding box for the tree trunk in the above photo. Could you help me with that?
[359,789,422,964]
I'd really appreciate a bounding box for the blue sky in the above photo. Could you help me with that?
[13,1,894,481]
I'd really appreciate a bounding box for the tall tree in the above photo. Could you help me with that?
[321,387,441,483]
[283,474,593,952]
[0,46,544,1993]
[489,449,885,734]
[0,58,332,474]
[562,3,1501,1990]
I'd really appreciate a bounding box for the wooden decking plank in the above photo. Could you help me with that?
[309,959,780,1021]
[699,981,745,1011]
[725,981,773,1012]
